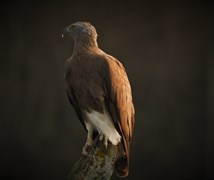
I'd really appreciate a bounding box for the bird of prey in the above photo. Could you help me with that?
[62,22,135,177]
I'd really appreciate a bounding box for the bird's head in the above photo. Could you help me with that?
[62,22,98,43]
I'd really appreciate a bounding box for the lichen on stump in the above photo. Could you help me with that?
[68,137,117,180]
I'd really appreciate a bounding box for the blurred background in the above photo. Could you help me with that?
[1,1,214,180]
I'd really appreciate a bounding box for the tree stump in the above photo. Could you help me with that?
[68,137,117,180]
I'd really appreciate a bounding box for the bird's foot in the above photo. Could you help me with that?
[99,134,108,148]
[82,129,94,155]
[82,143,92,156]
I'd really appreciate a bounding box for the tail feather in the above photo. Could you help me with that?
[115,141,130,177]
[115,156,129,177]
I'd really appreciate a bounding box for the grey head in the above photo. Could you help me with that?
[62,22,98,42]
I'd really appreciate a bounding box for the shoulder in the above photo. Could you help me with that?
[101,54,128,82]
[105,54,125,71]
[93,49,125,73]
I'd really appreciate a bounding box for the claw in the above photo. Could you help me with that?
[99,134,104,141]
[104,136,108,148]
[82,144,91,155]
[99,134,108,148]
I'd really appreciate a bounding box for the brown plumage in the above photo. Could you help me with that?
[62,22,135,177]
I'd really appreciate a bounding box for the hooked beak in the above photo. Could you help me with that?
[61,26,70,38]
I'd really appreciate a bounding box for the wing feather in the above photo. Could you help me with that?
[66,88,86,130]
[103,55,135,177]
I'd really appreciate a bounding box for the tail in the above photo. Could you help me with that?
[115,141,130,177]
[115,156,129,177]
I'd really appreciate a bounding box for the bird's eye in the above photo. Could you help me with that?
[70,25,76,30]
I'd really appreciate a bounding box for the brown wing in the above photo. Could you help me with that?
[66,88,86,131]
[103,55,135,177]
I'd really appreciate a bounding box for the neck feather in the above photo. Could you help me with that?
[73,37,98,54]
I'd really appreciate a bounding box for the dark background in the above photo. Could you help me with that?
[1,1,214,180]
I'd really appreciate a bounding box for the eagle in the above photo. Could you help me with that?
[62,22,135,177]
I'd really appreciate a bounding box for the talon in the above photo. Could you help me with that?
[82,144,91,155]
[104,136,108,148]
[99,134,104,141]
[82,149,88,156]
[99,134,108,148]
